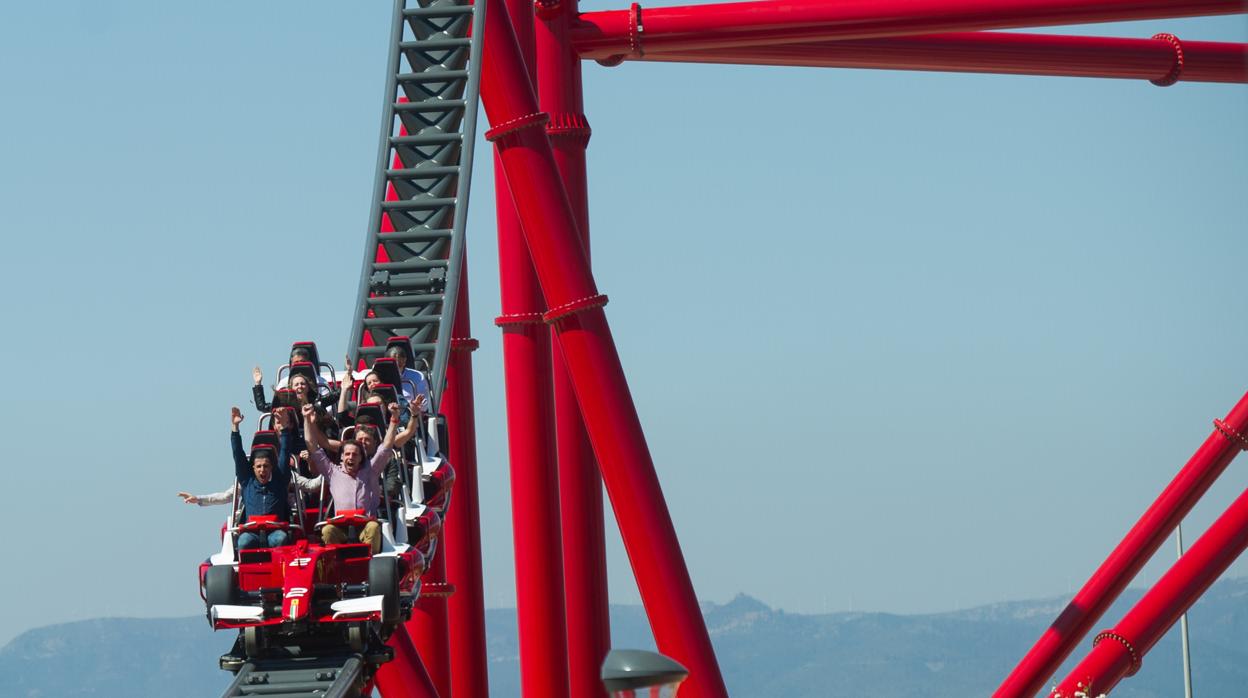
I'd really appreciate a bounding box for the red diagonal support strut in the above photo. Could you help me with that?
[629,32,1248,84]
[1051,481,1248,697]
[571,0,1247,60]
[995,391,1248,698]
[376,625,441,698]
[479,0,729,695]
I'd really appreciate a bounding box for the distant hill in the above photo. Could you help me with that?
[3,577,1245,697]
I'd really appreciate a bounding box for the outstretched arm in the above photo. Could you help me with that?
[337,357,353,416]
[395,413,420,448]
[230,407,249,482]
[275,409,294,484]
[252,367,273,411]
[381,402,400,452]
[301,403,323,451]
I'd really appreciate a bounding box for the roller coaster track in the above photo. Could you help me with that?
[217,2,484,696]
[223,655,368,698]
[346,0,486,410]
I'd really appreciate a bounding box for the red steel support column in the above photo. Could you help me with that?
[537,2,612,697]
[633,33,1248,84]
[408,553,452,697]
[377,625,440,698]
[493,0,572,693]
[996,393,1248,698]
[480,1,728,695]
[571,0,1245,60]
[1052,482,1248,697]
[442,260,491,698]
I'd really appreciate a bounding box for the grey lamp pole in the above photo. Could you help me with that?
[1177,523,1194,698]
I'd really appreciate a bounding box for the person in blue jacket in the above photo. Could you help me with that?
[229,406,294,549]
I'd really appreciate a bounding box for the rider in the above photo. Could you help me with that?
[384,342,431,415]
[302,402,398,553]
[230,406,294,549]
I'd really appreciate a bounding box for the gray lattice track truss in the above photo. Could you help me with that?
[348,0,485,409]
[222,656,366,698]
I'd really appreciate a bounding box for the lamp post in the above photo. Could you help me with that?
[602,649,690,697]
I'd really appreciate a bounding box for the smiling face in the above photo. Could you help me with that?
[364,372,381,391]
[354,427,378,456]
[340,441,366,476]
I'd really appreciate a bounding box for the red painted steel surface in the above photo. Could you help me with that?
[493,0,573,693]
[442,262,491,698]
[480,0,728,694]
[571,0,1246,59]
[408,551,452,697]
[538,2,613,696]
[636,32,1248,84]
[1051,483,1248,697]
[996,391,1248,698]
[377,625,441,698]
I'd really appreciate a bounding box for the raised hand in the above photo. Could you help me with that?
[252,366,263,385]
[341,358,354,390]
[230,406,244,428]
[388,401,401,419]
[413,394,427,412]
[177,492,199,505]
[301,403,316,421]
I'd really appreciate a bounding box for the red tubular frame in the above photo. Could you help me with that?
[636,33,1248,84]
[493,0,573,693]
[376,625,440,698]
[441,261,491,698]
[572,0,1245,60]
[407,552,452,697]
[538,1,613,696]
[1051,483,1248,697]
[480,0,729,694]
[996,392,1248,698]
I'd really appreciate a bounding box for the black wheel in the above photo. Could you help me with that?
[204,565,237,608]
[347,624,366,653]
[369,556,399,624]
[243,627,262,657]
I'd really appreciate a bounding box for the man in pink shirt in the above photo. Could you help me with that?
[302,402,399,552]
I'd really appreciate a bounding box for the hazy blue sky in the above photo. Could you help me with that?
[0,2,1245,651]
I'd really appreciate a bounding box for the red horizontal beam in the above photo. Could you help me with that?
[630,32,1248,84]
[572,0,1247,60]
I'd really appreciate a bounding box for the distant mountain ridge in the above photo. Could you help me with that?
[3,577,1245,697]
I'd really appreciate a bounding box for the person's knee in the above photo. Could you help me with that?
[361,522,382,553]
[321,524,345,545]
[237,532,259,550]
[269,530,291,547]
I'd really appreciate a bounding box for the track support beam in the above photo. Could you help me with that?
[996,392,1248,698]
[480,0,729,694]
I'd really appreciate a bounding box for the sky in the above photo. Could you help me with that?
[0,2,1246,651]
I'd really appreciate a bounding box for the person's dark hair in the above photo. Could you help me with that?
[251,448,276,466]
[355,414,376,427]
[291,348,312,363]
[341,440,366,457]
